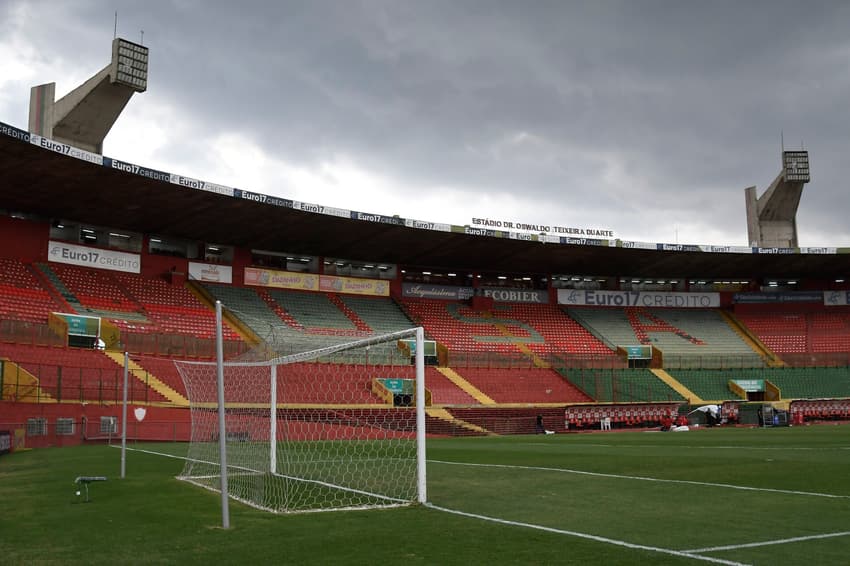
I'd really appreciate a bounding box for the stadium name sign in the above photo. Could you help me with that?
[47,240,141,274]
[558,289,720,308]
[472,218,614,238]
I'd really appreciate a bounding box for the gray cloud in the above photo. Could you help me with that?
[2,0,849,245]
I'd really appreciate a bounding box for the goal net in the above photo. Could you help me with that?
[174,326,426,514]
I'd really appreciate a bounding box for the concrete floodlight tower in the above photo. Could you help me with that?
[744,150,810,248]
[28,38,149,154]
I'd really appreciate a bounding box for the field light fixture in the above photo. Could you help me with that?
[111,38,148,92]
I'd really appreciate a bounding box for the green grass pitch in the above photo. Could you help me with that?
[2,426,850,565]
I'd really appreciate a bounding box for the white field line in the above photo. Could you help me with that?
[425,503,749,566]
[523,443,850,451]
[115,445,412,505]
[682,531,850,553]
[119,447,843,562]
[429,459,850,499]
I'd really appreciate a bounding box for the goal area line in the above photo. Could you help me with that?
[117,444,413,513]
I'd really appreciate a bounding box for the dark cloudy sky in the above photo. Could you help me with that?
[2,1,849,246]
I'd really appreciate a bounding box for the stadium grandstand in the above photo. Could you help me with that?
[2,39,850,452]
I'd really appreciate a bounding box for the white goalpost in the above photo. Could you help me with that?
[174,308,426,518]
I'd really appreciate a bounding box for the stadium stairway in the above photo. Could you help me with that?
[490,320,552,368]
[0,360,56,403]
[435,367,496,404]
[720,310,785,367]
[255,289,304,330]
[649,368,704,404]
[22,261,74,314]
[102,351,189,406]
[187,281,262,347]
[426,407,494,435]
[34,263,85,313]
[327,294,372,332]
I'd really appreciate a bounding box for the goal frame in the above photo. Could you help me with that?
[179,301,426,526]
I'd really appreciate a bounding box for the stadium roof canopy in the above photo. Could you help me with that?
[0,131,845,281]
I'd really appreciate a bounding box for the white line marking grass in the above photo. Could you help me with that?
[682,531,850,553]
[122,447,847,564]
[429,459,850,499]
[425,503,749,565]
[522,442,850,451]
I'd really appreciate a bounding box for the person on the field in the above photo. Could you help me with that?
[690,404,721,426]
[536,414,546,434]
[535,414,554,435]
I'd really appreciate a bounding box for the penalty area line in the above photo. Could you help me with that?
[424,503,749,566]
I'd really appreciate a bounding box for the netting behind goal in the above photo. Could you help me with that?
[174,328,425,514]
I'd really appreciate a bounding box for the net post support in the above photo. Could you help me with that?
[415,326,427,504]
[215,300,231,529]
[121,351,128,479]
[270,364,277,474]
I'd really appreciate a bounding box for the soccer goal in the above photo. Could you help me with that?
[174,324,427,515]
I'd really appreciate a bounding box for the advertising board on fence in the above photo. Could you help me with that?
[48,240,141,274]
[558,289,720,308]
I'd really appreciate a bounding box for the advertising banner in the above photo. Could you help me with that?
[733,292,824,304]
[48,240,140,273]
[350,211,405,226]
[30,134,103,165]
[562,237,610,246]
[102,157,171,181]
[558,289,720,308]
[234,189,292,208]
[0,121,30,142]
[657,243,703,252]
[319,275,390,297]
[188,262,233,284]
[617,240,658,250]
[402,283,474,301]
[698,245,754,254]
[292,201,350,218]
[481,288,548,303]
[244,268,319,290]
[243,269,388,297]
[824,291,850,306]
[0,431,10,456]
[171,174,234,197]
[404,218,452,232]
